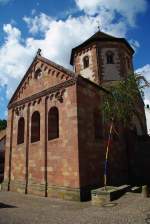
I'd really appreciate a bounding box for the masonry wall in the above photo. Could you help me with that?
[13,58,73,104]
[76,77,129,195]
[3,83,81,200]
[74,44,99,85]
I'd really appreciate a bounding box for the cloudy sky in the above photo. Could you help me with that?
[0,0,150,118]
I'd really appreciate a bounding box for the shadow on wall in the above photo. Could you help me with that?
[130,135,150,186]
[92,130,150,192]
[0,149,5,183]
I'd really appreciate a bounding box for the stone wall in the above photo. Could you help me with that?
[77,77,129,196]
[3,81,81,200]
[74,44,99,85]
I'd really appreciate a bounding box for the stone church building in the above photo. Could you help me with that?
[3,31,147,201]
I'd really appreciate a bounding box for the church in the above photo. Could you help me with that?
[3,31,147,201]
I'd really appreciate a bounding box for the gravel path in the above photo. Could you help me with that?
[0,191,150,224]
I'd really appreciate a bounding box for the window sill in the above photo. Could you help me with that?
[17,142,24,146]
[48,138,62,144]
[30,140,40,145]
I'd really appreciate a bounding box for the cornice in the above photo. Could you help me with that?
[8,78,77,109]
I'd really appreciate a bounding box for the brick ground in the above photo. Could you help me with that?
[0,191,150,224]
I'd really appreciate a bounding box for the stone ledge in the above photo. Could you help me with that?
[130,186,142,193]
[92,185,130,206]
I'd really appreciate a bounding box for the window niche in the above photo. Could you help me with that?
[34,68,42,79]
[83,55,89,69]
[31,111,40,143]
[106,51,114,64]
[17,117,25,145]
[48,107,59,141]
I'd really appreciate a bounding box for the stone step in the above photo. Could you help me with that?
[130,186,142,193]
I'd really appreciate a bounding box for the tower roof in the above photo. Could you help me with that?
[70,31,134,65]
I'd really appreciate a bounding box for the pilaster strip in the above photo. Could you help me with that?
[44,97,48,197]
[8,109,14,191]
[25,103,30,194]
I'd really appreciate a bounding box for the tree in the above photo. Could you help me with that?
[102,73,150,189]
[0,119,7,131]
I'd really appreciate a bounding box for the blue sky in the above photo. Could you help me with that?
[0,0,150,119]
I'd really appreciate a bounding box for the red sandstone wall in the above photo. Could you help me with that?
[77,77,105,188]
[46,84,79,188]
[76,76,129,188]
[4,83,80,194]
[4,109,13,184]
[13,58,73,103]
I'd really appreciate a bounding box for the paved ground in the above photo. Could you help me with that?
[0,192,150,224]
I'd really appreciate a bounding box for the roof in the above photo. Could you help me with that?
[70,31,134,65]
[0,129,6,141]
[9,55,77,106]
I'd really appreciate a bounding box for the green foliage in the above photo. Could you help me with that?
[0,119,7,130]
[102,74,145,127]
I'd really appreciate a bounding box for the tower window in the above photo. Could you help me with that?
[83,56,89,69]
[106,51,114,64]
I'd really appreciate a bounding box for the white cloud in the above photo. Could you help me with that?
[0,12,129,98]
[75,0,147,26]
[136,64,150,105]
[0,0,10,4]
[136,64,150,82]
[0,0,148,100]
[0,24,34,97]
[23,13,53,34]
[129,39,140,52]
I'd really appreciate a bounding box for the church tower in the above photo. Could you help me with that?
[70,31,134,85]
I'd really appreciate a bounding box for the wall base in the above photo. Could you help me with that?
[1,180,90,201]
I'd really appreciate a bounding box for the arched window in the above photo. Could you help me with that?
[17,117,25,144]
[31,111,40,143]
[106,51,114,64]
[93,109,103,139]
[83,56,89,69]
[48,107,59,140]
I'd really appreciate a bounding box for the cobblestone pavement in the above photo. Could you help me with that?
[0,191,150,224]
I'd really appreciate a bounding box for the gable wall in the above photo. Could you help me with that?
[13,59,72,103]
[4,81,80,200]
